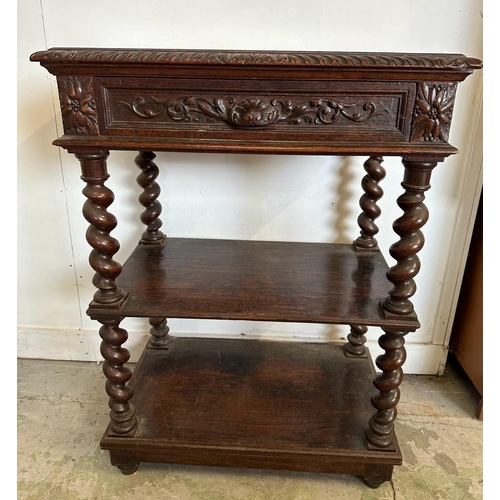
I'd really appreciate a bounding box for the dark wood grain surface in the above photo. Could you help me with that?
[101,338,402,474]
[30,48,481,155]
[31,47,481,485]
[88,238,419,329]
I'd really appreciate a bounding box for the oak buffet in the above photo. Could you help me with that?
[30,48,482,488]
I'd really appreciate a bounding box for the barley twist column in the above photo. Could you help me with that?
[135,151,166,245]
[367,157,438,450]
[135,151,170,347]
[99,318,137,436]
[381,158,437,316]
[346,156,386,357]
[75,150,136,437]
[77,150,127,306]
[366,327,407,449]
[149,317,171,347]
[354,155,386,251]
[344,256,371,357]
[345,325,368,357]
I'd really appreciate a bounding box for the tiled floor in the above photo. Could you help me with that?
[17,353,482,499]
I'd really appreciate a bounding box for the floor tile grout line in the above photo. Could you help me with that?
[390,479,397,500]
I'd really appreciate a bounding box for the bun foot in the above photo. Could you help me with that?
[118,462,139,475]
[363,464,393,488]
[110,451,139,475]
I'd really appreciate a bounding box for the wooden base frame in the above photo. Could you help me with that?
[100,338,402,487]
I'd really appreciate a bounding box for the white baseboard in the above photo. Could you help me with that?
[17,328,447,375]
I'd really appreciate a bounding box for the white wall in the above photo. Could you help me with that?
[17,0,483,374]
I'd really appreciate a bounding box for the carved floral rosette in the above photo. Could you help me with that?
[58,76,99,135]
[411,82,457,142]
[120,95,383,128]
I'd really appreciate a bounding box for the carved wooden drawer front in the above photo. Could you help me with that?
[95,78,415,142]
[36,49,481,155]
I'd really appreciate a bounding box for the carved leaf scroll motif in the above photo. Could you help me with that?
[119,96,383,127]
[32,49,483,70]
[58,76,99,135]
[411,82,457,142]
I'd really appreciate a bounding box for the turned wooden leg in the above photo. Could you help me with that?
[381,157,438,316]
[353,155,386,252]
[347,156,385,355]
[149,317,170,347]
[135,150,166,245]
[75,151,136,437]
[366,327,407,449]
[76,150,127,307]
[345,325,368,357]
[368,156,441,450]
[100,317,137,437]
[135,152,171,346]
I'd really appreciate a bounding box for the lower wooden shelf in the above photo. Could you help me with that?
[101,337,402,486]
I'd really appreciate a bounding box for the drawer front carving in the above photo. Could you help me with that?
[119,95,382,127]
[95,78,416,141]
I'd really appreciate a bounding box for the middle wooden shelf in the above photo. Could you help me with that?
[88,238,419,329]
